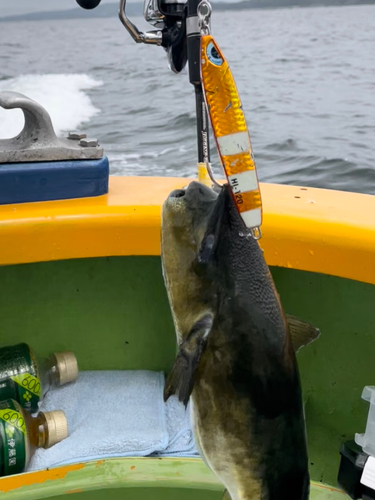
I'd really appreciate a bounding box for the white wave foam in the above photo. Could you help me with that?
[108,144,192,176]
[0,74,102,139]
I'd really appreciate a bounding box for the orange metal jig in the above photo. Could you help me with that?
[199,7,262,237]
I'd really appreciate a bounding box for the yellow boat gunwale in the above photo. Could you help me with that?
[0,176,374,285]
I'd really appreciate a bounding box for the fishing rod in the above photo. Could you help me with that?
[76,0,263,238]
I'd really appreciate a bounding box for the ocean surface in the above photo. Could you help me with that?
[0,4,374,194]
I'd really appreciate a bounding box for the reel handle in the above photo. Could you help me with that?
[119,0,163,45]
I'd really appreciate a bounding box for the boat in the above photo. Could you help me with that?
[0,0,374,499]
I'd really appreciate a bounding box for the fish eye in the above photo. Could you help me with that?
[207,42,223,66]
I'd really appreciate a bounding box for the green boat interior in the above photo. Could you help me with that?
[0,247,373,498]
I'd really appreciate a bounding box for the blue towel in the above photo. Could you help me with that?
[28,370,168,470]
[27,370,197,471]
[160,396,198,457]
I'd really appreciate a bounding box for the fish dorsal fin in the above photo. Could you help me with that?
[164,313,214,407]
[286,314,321,353]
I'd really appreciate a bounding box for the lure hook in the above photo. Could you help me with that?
[206,162,222,188]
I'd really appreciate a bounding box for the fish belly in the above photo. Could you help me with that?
[191,389,263,500]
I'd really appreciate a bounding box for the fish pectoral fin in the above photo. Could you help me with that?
[222,489,232,500]
[286,314,321,353]
[163,313,214,407]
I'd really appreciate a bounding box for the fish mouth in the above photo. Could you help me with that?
[168,189,186,199]
[165,182,218,217]
[168,182,219,200]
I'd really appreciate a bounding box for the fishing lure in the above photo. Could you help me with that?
[199,1,262,237]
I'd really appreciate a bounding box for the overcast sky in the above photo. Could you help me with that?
[0,0,125,17]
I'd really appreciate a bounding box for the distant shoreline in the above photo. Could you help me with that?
[0,0,374,22]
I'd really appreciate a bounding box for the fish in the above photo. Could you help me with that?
[201,34,262,235]
[161,181,320,500]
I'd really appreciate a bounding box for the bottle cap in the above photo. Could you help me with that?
[53,351,79,385]
[43,410,68,448]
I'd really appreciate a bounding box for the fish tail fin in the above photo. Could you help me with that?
[164,313,214,407]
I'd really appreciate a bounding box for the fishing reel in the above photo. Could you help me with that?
[141,0,188,74]
[76,0,188,74]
